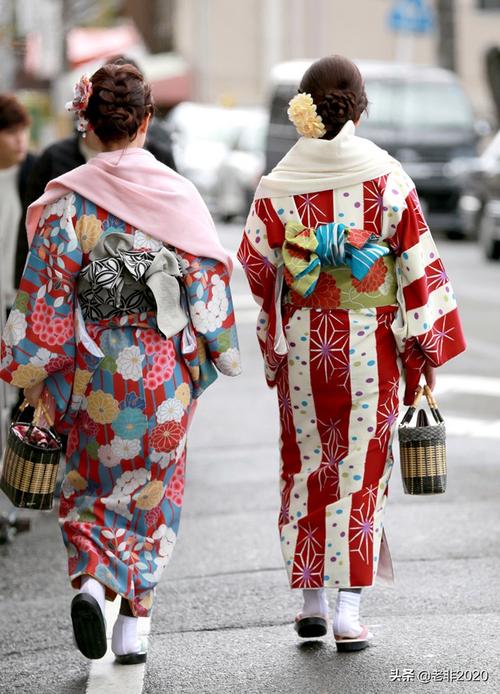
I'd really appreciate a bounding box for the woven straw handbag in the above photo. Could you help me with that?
[0,399,62,510]
[399,385,446,495]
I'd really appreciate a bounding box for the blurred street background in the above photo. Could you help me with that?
[0,1,500,693]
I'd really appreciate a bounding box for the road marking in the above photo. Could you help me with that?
[435,374,500,398]
[444,416,500,439]
[86,599,150,694]
[464,338,500,360]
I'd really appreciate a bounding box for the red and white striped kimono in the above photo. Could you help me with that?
[238,126,465,590]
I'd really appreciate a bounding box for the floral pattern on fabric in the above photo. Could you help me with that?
[1,193,240,616]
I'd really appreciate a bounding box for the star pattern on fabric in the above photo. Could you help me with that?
[317,415,348,463]
[237,235,275,288]
[374,398,399,445]
[363,484,378,512]
[378,311,396,331]
[310,312,350,384]
[255,198,277,226]
[363,178,385,232]
[426,262,449,293]
[315,415,348,494]
[349,502,374,564]
[295,193,328,228]
[279,500,290,528]
[315,457,340,496]
[387,376,400,399]
[408,189,429,235]
[419,315,456,362]
[292,522,324,587]
[404,337,427,369]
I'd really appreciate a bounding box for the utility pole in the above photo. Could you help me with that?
[436,0,456,72]
[124,0,175,53]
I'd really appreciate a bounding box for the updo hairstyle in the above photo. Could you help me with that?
[85,63,154,144]
[299,55,368,139]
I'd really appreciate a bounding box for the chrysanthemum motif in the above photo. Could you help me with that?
[2,309,27,346]
[352,258,387,293]
[157,398,184,423]
[287,93,326,138]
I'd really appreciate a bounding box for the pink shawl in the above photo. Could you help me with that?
[26,147,232,273]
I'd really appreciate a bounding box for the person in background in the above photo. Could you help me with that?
[238,55,466,652]
[14,55,176,289]
[0,94,35,312]
[0,94,35,540]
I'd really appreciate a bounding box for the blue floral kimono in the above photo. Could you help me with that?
[0,192,241,616]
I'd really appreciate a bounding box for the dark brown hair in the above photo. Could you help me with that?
[0,93,31,131]
[299,55,368,139]
[85,63,154,144]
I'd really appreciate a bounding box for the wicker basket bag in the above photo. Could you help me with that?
[398,385,446,495]
[0,399,62,510]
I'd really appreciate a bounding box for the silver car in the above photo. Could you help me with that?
[166,102,264,214]
[215,109,267,222]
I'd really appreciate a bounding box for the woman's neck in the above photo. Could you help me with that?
[100,133,146,152]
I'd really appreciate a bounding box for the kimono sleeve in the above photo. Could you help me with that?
[237,198,287,387]
[0,194,82,423]
[177,251,241,394]
[388,184,466,404]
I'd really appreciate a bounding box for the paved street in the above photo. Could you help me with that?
[0,227,499,694]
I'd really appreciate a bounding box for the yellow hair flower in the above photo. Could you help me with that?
[287,93,326,138]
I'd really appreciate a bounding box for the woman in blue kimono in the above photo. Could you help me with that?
[0,63,240,663]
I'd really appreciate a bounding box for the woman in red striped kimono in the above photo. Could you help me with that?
[237,56,466,651]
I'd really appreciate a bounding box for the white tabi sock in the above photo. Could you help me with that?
[112,614,141,656]
[301,588,329,618]
[80,575,105,615]
[333,590,367,638]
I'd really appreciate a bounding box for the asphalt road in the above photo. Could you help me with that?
[0,227,499,694]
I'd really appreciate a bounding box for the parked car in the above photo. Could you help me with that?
[215,108,267,221]
[449,130,500,255]
[479,198,500,260]
[266,60,482,234]
[165,102,263,213]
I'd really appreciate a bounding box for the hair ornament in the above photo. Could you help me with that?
[287,92,326,138]
[65,74,93,134]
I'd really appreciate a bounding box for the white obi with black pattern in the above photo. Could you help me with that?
[78,232,189,339]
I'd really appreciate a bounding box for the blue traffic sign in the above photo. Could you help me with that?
[388,0,434,34]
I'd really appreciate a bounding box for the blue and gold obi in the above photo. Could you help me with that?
[282,221,397,310]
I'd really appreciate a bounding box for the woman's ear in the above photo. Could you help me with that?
[139,112,152,134]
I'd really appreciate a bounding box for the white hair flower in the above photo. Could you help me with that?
[287,92,326,139]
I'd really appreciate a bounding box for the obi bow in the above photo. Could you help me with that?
[282,221,390,297]
[78,232,188,338]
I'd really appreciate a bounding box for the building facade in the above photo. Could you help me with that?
[174,0,500,118]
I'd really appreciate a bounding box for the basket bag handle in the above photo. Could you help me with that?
[17,398,57,437]
[400,385,444,426]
